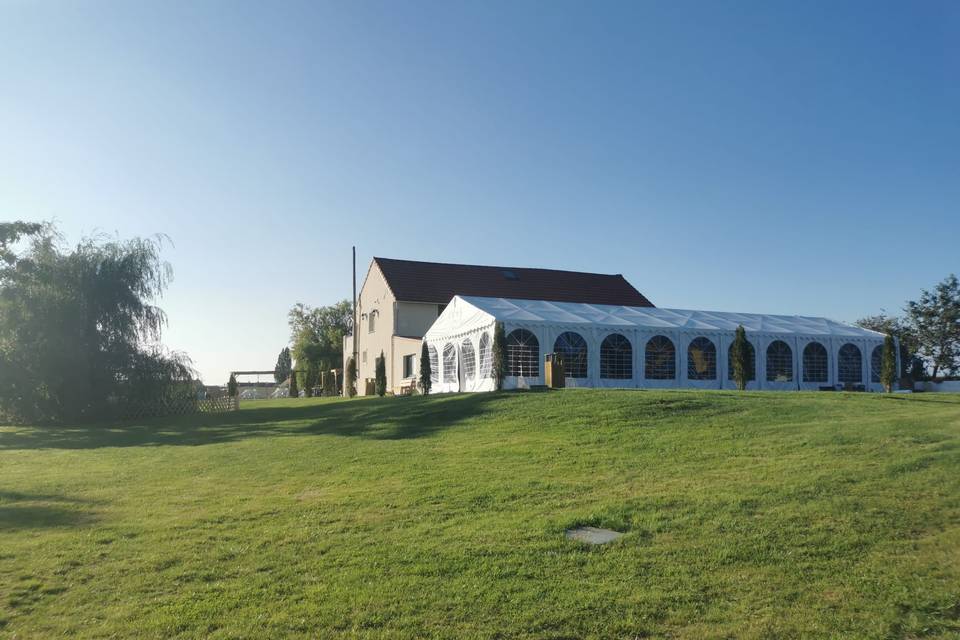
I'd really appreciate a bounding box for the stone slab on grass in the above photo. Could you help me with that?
[565,526,624,545]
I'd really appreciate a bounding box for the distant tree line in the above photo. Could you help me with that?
[0,222,194,423]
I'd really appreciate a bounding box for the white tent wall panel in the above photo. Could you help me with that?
[422,296,889,394]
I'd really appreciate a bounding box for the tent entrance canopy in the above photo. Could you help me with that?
[422,296,891,393]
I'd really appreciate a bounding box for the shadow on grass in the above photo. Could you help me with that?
[0,491,97,531]
[0,393,508,451]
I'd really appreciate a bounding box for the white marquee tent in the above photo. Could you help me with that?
[422,296,892,393]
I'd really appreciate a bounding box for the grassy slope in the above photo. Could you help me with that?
[1,390,959,639]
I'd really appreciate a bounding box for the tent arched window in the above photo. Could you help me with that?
[802,342,828,383]
[645,335,676,380]
[442,343,457,383]
[766,340,793,382]
[461,339,476,382]
[687,337,717,380]
[726,340,756,381]
[870,345,883,384]
[554,332,588,378]
[838,343,862,384]
[428,344,439,383]
[506,329,539,377]
[478,332,492,378]
[600,334,632,379]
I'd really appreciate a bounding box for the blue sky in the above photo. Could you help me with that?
[2,1,957,383]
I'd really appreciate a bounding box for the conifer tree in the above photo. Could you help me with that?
[731,325,749,391]
[274,347,292,384]
[881,333,897,393]
[419,342,432,395]
[375,350,387,397]
[492,322,507,390]
[227,373,238,397]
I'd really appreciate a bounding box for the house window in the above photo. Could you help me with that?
[553,332,588,378]
[687,337,717,380]
[362,350,367,364]
[368,310,377,333]
[600,334,632,379]
[403,354,415,379]
[838,343,862,384]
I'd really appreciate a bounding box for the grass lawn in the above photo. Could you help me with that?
[2,390,960,639]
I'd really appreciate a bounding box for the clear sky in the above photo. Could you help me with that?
[2,1,957,384]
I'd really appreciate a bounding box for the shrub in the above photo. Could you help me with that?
[375,350,387,397]
[345,357,357,397]
[492,322,507,390]
[730,325,749,391]
[882,334,897,393]
[419,343,432,395]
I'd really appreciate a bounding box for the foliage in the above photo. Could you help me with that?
[418,343,431,395]
[273,347,292,384]
[730,325,749,390]
[345,357,357,398]
[227,374,238,397]
[288,300,352,383]
[3,391,960,638]
[322,370,337,397]
[374,350,386,397]
[856,313,919,378]
[881,334,897,392]
[492,322,507,390]
[0,222,193,423]
[288,369,298,398]
[298,363,318,398]
[905,273,960,378]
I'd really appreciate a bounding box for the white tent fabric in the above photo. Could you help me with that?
[422,296,891,393]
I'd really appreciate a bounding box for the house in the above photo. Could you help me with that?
[343,257,652,395]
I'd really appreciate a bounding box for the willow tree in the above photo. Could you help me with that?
[0,222,193,422]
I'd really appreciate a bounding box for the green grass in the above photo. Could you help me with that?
[2,390,960,639]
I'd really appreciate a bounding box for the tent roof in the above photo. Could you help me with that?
[373,257,654,307]
[425,296,886,339]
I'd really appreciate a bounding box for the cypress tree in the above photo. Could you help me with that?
[288,370,299,398]
[731,325,749,391]
[881,333,897,393]
[345,357,357,398]
[274,347,292,384]
[227,373,238,398]
[492,322,507,390]
[375,350,387,397]
[419,342,432,395]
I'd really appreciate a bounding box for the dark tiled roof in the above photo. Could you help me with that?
[373,257,654,307]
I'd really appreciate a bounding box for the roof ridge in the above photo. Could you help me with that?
[373,256,625,278]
